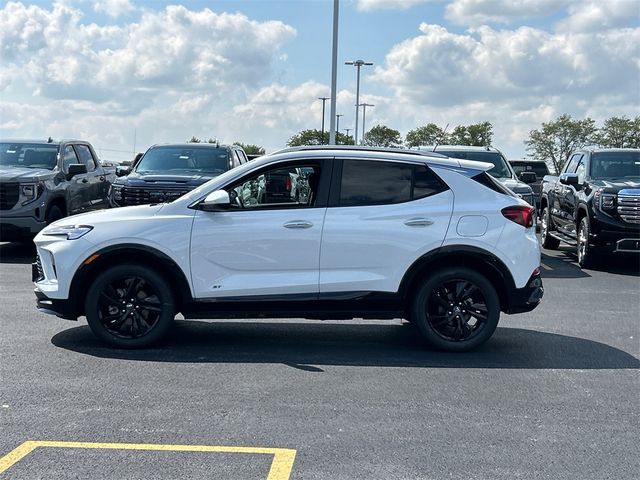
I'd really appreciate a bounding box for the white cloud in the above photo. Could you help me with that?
[557,0,640,32]
[93,0,134,18]
[445,0,570,26]
[357,0,432,11]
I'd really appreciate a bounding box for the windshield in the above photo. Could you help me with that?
[511,162,549,177]
[0,142,59,170]
[136,147,230,175]
[436,150,512,179]
[590,151,640,180]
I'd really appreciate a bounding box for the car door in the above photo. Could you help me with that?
[556,154,582,234]
[74,143,108,209]
[190,159,331,299]
[61,144,90,214]
[319,158,453,294]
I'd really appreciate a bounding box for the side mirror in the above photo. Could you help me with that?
[559,172,580,187]
[116,166,131,177]
[199,190,230,211]
[67,163,87,180]
[519,171,537,183]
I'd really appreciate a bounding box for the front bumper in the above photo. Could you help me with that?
[0,216,47,240]
[590,215,640,253]
[505,270,544,314]
[34,287,77,320]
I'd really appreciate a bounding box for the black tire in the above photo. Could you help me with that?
[410,268,500,352]
[84,264,175,348]
[45,205,64,224]
[540,206,560,249]
[577,216,598,268]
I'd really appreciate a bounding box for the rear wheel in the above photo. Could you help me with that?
[85,264,175,348]
[540,206,560,249]
[410,268,500,352]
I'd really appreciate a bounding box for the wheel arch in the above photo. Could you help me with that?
[68,244,193,317]
[399,246,516,313]
[46,196,67,217]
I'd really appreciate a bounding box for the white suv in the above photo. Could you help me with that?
[33,146,543,352]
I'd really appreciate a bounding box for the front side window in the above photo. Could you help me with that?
[63,145,80,172]
[75,144,96,172]
[136,147,230,175]
[564,154,582,174]
[229,163,321,209]
[339,160,446,207]
[0,143,58,170]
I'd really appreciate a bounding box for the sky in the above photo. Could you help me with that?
[1,0,639,162]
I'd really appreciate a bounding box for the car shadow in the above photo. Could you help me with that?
[51,321,639,370]
[0,241,36,264]
[542,245,640,277]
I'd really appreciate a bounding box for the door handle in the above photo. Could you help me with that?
[81,178,88,183]
[404,218,434,227]
[99,176,106,181]
[283,220,313,229]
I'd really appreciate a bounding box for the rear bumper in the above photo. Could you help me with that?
[34,288,77,320]
[504,270,543,314]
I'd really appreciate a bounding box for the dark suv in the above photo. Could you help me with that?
[509,160,550,211]
[110,143,248,207]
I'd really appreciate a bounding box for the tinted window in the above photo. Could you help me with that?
[63,145,79,172]
[340,160,412,206]
[137,147,230,175]
[0,143,58,170]
[75,144,96,172]
[413,166,446,199]
[590,151,640,179]
[511,162,550,177]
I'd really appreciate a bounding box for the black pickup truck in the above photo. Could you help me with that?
[540,148,640,267]
[109,143,248,207]
[0,139,116,241]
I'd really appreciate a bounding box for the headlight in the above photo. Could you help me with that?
[594,189,616,212]
[111,185,123,201]
[43,225,93,240]
[20,182,45,205]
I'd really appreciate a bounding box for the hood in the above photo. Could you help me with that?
[0,165,56,182]
[48,204,165,229]
[117,170,216,187]
[590,178,640,190]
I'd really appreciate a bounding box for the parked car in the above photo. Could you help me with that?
[33,146,542,352]
[109,143,248,207]
[431,146,536,207]
[0,139,115,241]
[509,159,550,211]
[540,148,640,267]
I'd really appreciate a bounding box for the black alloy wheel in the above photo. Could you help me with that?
[85,264,175,348]
[411,268,500,352]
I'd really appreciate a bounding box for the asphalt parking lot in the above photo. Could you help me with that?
[1,241,638,479]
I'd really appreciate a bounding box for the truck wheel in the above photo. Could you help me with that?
[540,206,560,249]
[84,264,175,348]
[46,205,64,224]
[577,216,598,268]
[410,268,500,352]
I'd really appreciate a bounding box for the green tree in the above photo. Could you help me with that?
[405,123,447,148]
[363,125,403,148]
[188,137,218,144]
[525,114,597,174]
[594,116,640,148]
[448,121,493,146]
[234,142,265,155]
[287,129,353,146]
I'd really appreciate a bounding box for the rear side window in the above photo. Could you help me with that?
[339,160,447,207]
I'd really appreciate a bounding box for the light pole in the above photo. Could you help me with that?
[360,103,374,144]
[318,97,329,144]
[344,128,352,144]
[345,59,373,145]
[336,114,343,143]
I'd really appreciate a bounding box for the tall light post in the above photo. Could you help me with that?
[336,114,343,143]
[360,103,374,144]
[345,59,373,145]
[318,97,329,144]
[344,128,352,144]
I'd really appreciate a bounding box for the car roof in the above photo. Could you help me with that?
[265,146,493,172]
[425,145,502,153]
[148,143,232,149]
[508,159,547,163]
[577,148,640,153]
[0,138,86,146]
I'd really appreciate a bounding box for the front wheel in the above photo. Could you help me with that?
[410,268,500,352]
[85,264,175,348]
[577,216,598,268]
[540,206,560,249]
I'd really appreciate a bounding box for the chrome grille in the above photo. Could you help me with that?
[121,186,190,206]
[618,191,640,224]
[35,253,44,281]
[0,182,19,210]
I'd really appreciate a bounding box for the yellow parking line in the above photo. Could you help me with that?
[0,441,296,480]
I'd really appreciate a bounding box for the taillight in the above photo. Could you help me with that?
[502,205,535,228]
